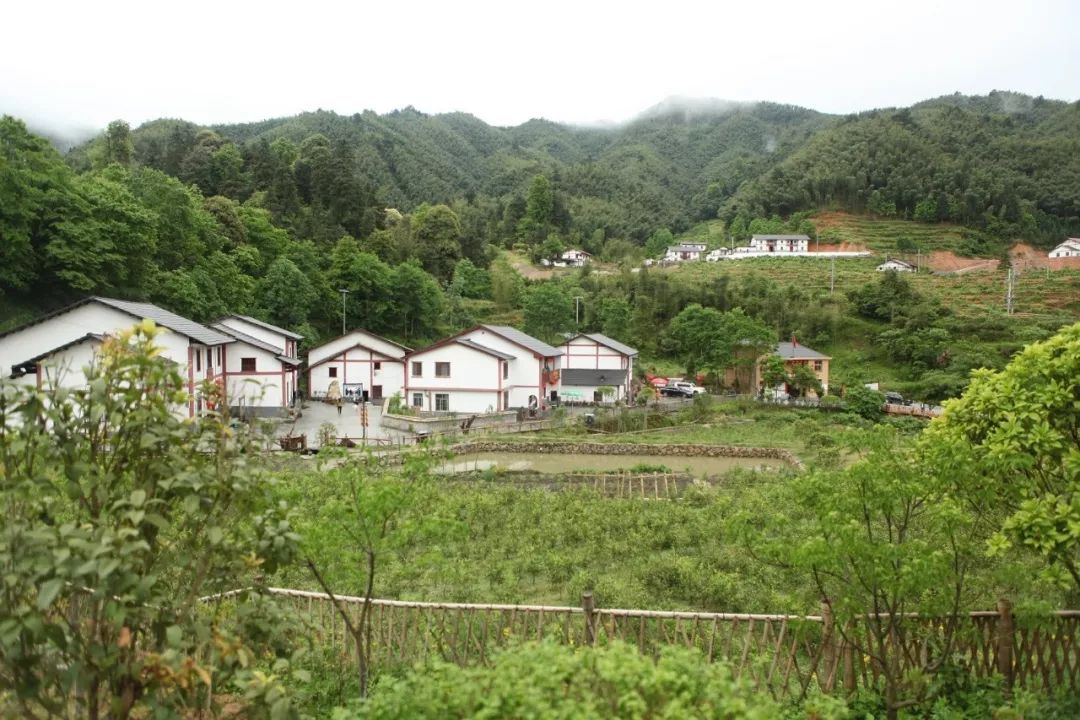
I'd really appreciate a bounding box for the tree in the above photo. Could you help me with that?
[921,322,1080,591]
[759,354,789,393]
[762,428,973,720]
[305,449,439,698]
[389,261,444,341]
[522,282,574,344]
[258,257,316,328]
[788,362,824,397]
[516,175,554,243]
[844,385,885,420]
[330,236,393,333]
[103,119,134,167]
[668,305,773,378]
[597,297,632,341]
[0,323,303,719]
[411,203,462,283]
[449,258,491,299]
[645,228,674,258]
[490,257,524,310]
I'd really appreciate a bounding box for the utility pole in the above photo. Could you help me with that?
[574,296,584,327]
[1005,267,1015,316]
[338,288,350,335]
[830,257,836,295]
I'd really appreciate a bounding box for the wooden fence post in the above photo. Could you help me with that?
[996,597,1014,691]
[821,600,837,691]
[582,592,596,646]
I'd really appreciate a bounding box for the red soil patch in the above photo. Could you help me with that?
[811,211,854,230]
[1009,243,1080,272]
[926,251,999,274]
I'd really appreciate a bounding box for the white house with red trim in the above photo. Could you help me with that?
[210,315,303,416]
[559,333,637,403]
[0,297,233,418]
[305,329,410,402]
[403,325,563,414]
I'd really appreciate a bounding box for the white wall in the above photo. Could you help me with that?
[222,342,287,409]
[308,330,407,367]
[460,328,562,406]
[308,348,406,401]
[560,337,633,397]
[405,343,504,412]
[37,339,102,391]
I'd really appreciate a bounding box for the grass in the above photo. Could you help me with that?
[812,211,968,253]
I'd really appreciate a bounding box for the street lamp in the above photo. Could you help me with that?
[574,296,584,327]
[338,289,350,335]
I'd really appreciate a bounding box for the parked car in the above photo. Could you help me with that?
[671,381,707,396]
[660,385,694,398]
[884,391,909,406]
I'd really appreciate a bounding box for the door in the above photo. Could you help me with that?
[372,385,383,400]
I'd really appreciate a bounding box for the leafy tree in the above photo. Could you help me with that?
[921,322,1080,590]
[258,256,316,328]
[330,236,393,332]
[0,323,303,719]
[844,385,885,420]
[411,203,462,283]
[644,228,674,257]
[449,257,491,299]
[103,119,134,166]
[597,297,632,341]
[762,428,973,720]
[759,354,789,392]
[516,175,554,243]
[389,261,444,340]
[490,257,525,310]
[788,362,824,397]
[522,282,574,343]
[669,305,773,377]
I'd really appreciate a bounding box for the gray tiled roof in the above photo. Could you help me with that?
[93,297,232,346]
[561,368,628,387]
[480,325,562,357]
[772,341,830,360]
[456,339,515,361]
[667,245,705,253]
[212,323,302,365]
[584,333,638,357]
[223,314,303,340]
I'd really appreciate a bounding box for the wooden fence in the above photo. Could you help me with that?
[202,589,1079,700]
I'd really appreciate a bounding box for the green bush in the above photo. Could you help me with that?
[333,641,780,719]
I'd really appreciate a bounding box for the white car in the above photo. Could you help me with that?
[671,381,707,396]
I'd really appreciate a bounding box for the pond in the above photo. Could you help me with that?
[436,452,786,477]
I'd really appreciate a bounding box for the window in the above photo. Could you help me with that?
[195,351,201,372]
[813,360,823,372]
[412,392,424,408]
[502,361,508,379]
[435,393,449,411]
[216,347,221,365]
[206,348,213,372]
[374,361,381,371]
[411,361,422,377]
[502,391,509,409]
[241,357,256,372]
[435,362,450,378]
[328,367,338,378]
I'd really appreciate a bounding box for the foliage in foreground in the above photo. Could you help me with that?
[331,640,792,720]
[0,324,304,719]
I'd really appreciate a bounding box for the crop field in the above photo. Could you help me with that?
[812,211,968,253]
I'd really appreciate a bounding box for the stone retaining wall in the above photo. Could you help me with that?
[445,441,802,468]
[382,410,518,433]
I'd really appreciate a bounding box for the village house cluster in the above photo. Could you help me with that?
[651,235,871,265]
[0,295,838,421]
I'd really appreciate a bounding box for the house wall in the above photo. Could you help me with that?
[560,383,626,404]
[308,350,405,401]
[221,342,289,410]
[404,343,503,413]
[1049,245,1080,258]
[560,337,633,397]
[461,328,562,406]
[37,340,103,390]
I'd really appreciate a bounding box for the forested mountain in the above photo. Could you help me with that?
[3,91,1079,356]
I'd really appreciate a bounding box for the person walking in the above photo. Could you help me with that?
[336,397,343,416]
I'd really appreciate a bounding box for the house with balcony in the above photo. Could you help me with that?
[210,315,303,416]
[663,243,707,262]
[403,325,563,414]
[748,234,810,253]
[305,329,410,403]
[559,332,637,403]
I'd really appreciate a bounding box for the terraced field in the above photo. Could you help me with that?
[812,211,967,253]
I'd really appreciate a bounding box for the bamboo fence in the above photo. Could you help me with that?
[201,589,1079,701]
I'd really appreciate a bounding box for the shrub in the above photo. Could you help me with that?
[332,641,780,719]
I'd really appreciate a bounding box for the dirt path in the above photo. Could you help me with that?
[1010,243,1080,272]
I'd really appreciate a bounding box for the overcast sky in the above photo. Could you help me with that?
[3,0,1078,138]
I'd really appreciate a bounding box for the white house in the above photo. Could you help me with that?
[876,258,917,273]
[306,329,410,403]
[210,316,303,416]
[1049,239,1080,258]
[403,325,563,414]
[705,248,729,262]
[561,249,592,267]
[749,235,810,253]
[664,243,706,262]
[559,333,637,403]
[0,296,233,418]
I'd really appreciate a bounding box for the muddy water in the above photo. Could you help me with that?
[436,452,784,477]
